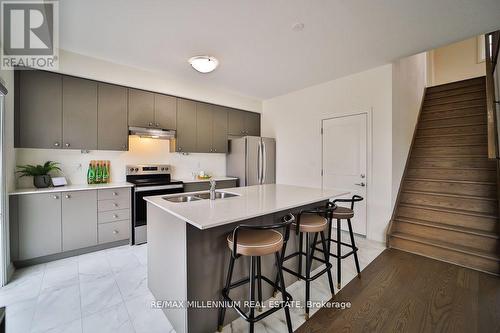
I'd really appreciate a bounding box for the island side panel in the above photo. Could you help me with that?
[186,201,327,333]
[147,203,188,333]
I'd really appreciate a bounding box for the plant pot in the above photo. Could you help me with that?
[33,175,51,188]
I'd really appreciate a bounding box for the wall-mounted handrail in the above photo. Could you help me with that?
[485,31,500,159]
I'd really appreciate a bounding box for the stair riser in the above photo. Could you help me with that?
[414,135,487,146]
[423,99,486,112]
[423,91,486,107]
[418,114,486,128]
[426,77,485,94]
[397,205,498,232]
[403,180,497,197]
[425,85,485,100]
[394,221,499,252]
[406,168,496,182]
[390,236,499,275]
[409,157,496,169]
[417,124,487,137]
[420,107,486,120]
[400,192,498,214]
[412,145,487,157]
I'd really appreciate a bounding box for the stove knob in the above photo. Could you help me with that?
[129,168,135,172]
[161,167,165,171]
[134,168,139,172]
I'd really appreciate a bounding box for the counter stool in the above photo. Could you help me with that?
[217,214,295,333]
[274,204,336,320]
[315,195,363,289]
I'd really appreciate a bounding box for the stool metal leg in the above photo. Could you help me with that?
[320,231,335,295]
[249,256,256,333]
[275,252,293,333]
[305,233,311,320]
[256,257,263,311]
[308,232,318,268]
[298,232,303,276]
[347,218,361,277]
[218,256,235,331]
[336,219,341,289]
[273,239,288,297]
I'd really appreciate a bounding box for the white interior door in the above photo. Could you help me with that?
[322,113,368,236]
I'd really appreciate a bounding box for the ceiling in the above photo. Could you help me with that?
[59,0,500,99]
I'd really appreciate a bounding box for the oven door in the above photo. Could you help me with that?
[132,184,183,244]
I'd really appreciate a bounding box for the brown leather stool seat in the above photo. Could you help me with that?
[292,214,328,233]
[331,206,354,219]
[227,229,283,256]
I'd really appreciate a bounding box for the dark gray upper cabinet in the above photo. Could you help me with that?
[172,99,197,153]
[196,103,213,153]
[62,76,98,150]
[212,105,228,153]
[228,109,245,136]
[227,109,261,136]
[154,94,177,129]
[128,89,154,127]
[98,83,128,151]
[245,111,261,136]
[17,70,63,149]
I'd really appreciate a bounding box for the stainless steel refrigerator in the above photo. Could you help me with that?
[227,136,276,186]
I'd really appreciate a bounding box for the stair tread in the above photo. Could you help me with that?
[393,217,499,239]
[426,77,486,93]
[416,133,488,139]
[405,177,496,185]
[418,122,487,130]
[398,203,498,219]
[414,143,488,148]
[425,86,485,100]
[423,97,487,108]
[419,113,485,122]
[408,166,495,170]
[422,105,487,114]
[402,189,497,201]
[390,232,500,261]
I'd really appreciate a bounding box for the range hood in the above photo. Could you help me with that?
[129,126,176,140]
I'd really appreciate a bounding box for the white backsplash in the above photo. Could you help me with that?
[15,136,227,188]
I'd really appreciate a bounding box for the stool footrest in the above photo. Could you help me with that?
[282,263,333,282]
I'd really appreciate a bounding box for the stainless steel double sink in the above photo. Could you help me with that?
[162,191,240,203]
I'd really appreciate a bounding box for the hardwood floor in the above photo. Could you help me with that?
[296,249,500,333]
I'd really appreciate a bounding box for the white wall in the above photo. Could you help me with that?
[391,53,427,207]
[1,50,263,189]
[262,65,393,242]
[431,37,486,86]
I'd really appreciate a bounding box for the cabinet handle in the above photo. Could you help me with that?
[53,195,59,199]
[113,214,119,218]
[122,144,127,149]
[210,148,213,152]
[112,192,118,196]
[113,230,119,234]
[65,143,70,147]
[53,142,60,147]
[65,194,71,199]
[156,123,160,127]
[178,147,182,151]
[148,122,153,127]
[113,203,119,207]
[214,148,217,152]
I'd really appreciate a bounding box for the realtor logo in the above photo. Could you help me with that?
[1,0,59,70]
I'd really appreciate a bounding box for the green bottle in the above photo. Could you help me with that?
[103,161,109,183]
[87,162,96,184]
[96,161,103,184]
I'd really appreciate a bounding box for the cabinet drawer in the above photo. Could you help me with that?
[98,209,131,224]
[98,220,130,244]
[98,188,130,200]
[98,198,130,211]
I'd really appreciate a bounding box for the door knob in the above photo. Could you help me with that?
[354,182,366,187]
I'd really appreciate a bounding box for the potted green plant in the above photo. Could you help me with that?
[16,161,61,188]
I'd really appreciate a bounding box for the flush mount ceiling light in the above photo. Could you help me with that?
[188,56,219,73]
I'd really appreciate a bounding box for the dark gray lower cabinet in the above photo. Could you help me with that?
[62,191,98,251]
[98,83,129,150]
[17,70,63,149]
[183,179,237,192]
[62,76,98,150]
[18,193,62,260]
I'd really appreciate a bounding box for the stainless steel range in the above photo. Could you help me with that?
[126,164,183,244]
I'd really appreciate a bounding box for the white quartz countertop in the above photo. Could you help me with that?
[144,184,350,229]
[9,182,134,195]
[177,176,238,184]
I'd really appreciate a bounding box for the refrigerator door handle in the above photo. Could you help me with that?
[262,140,267,184]
[257,140,262,184]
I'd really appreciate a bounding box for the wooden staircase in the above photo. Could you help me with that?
[388,76,500,275]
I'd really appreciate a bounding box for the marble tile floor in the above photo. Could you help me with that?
[0,232,385,333]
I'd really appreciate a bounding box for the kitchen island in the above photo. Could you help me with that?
[144,184,349,333]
